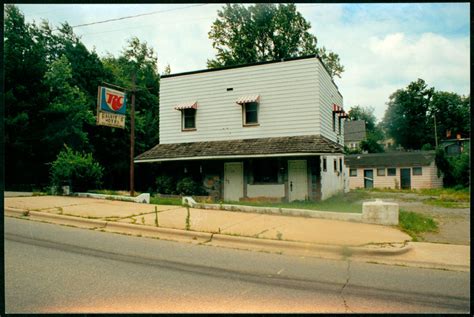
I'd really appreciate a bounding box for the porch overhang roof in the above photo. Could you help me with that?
[135,135,343,163]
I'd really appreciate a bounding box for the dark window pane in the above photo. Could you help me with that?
[377,168,385,176]
[245,103,258,124]
[412,167,422,176]
[387,168,396,176]
[253,159,278,183]
[183,109,196,129]
[350,168,357,177]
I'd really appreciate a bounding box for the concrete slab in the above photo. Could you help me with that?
[4,196,180,218]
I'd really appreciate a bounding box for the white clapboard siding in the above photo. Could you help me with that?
[318,61,344,145]
[159,57,342,144]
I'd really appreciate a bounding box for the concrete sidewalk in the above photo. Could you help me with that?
[4,195,470,271]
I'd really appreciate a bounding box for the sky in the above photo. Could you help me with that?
[14,3,470,121]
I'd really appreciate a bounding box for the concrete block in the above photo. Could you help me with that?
[182,196,196,207]
[362,199,399,225]
[135,193,150,204]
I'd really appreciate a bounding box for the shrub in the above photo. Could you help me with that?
[176,177,206,196]
[50,146,104,193]
[155,175,175,194]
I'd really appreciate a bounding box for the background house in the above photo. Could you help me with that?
[345,151,443,190]
[135,55,347,201]
[344,120,366,150]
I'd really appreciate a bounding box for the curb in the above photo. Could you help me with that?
[5,207,410,257]
[5,207,107,228]
[105,221,212,243]
[210,233,412,257]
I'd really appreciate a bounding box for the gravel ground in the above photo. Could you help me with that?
[366,192,470,245]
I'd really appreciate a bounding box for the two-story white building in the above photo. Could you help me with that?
[135,55,347,201]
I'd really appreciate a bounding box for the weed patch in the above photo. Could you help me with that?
[150,196,183,206]
[399,210,438,241]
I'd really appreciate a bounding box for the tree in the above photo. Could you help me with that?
[382,79,435,150]
[4,4,52,187]
[41,55,95,153]
[347,105,385,153]
[429,91,470,141]
[208,3,344,78]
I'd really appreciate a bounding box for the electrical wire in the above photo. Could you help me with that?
[52,4,208,31]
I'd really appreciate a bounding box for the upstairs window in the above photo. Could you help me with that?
[182,108,196,130]
[175,101,198,131]
[236,95,260,126]
[243,102,259,125]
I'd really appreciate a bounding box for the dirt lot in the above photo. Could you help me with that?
[366,191,470,245]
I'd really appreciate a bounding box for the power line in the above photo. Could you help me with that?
[53,4,208,31]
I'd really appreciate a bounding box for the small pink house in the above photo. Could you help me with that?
[345,151,443,190]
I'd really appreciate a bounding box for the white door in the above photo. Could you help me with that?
[224,162,243,201]
[288,160,308,201]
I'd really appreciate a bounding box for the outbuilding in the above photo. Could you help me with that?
[345,151,443,190]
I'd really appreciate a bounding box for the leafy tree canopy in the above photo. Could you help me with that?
[208,3,344,78]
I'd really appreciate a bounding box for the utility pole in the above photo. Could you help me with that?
[433,113,438,148]
[130,72,136,197]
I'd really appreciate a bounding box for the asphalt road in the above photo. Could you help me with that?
[4,217,470,313]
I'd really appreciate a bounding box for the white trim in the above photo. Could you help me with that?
[135,152,342,163]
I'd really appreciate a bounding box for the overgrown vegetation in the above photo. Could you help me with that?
[155,175,176,195]
[50,146,103,192]
[398,210,438,241]
[176,177,207,196]
[435,147,470,188]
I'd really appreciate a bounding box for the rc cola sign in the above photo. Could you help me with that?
[97,86,127,128]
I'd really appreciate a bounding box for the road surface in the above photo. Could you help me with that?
[4,217,470,313]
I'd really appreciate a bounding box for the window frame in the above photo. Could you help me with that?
[333,159,337,172]
[387,168,396,176]
[181,108,197,131]
[323,158,327,172]
[251,159,280,184]
[349,168,357,177]
[412,167,423,176]
[377,168,386,176]
[242,102,259,126]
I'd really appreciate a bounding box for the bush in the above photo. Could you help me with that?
[435,146,470,187]
[176,177,206,196]
[50,146,104,193]
[155,175,175,194]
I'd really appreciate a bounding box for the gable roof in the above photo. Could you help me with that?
[344,120,366,142]
[135,135,343,162]
[345,151,436,168]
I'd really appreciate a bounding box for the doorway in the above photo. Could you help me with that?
[364,169,374,189]
[400,168,411,189]
[288,160,308,201]
[224,162,243,201]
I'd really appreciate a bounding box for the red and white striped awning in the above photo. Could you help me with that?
[174,101,198,110]
[333,103,345,113]
[236,95,260,105]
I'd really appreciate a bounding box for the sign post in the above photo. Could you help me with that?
[97,83,136,197]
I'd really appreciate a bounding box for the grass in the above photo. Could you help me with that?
[89,189,143,197]
[150,196,183,206]
[224,191,369,213]
[423,199,469,209]
[398,210,438,241]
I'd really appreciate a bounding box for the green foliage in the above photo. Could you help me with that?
[383,79,435,150]
[435,146,470,187]
[382,78,469,151]
[421,143,434,151]
[50,146,104,192]
[347,105,385,153]
[398,210,438,241]
[176,177,206,196]
[150,197,183,206]
[208,3,344,78]
[360,135,384,153]
[155,175,176,195]
[347,106,377,132]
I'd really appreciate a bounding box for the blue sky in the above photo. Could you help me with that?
[14,3,470,121]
